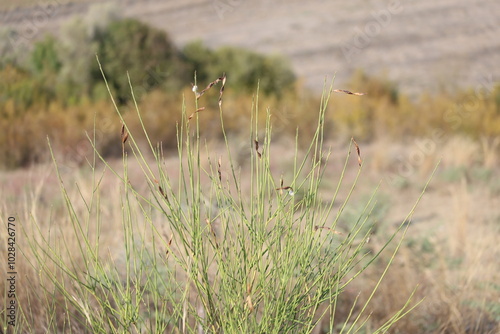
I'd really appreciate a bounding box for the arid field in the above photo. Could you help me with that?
[1,0,499,94]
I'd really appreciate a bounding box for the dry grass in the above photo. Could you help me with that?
[1,133,499,333]
[353,136,500,333]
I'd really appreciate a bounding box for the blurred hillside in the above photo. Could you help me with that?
[1,3,500,169]
[1,0,499,95]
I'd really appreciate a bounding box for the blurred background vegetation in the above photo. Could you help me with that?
[1,12,500,169]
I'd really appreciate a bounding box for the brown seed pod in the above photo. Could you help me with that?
[333,89,366,96]
[352,137,362,167]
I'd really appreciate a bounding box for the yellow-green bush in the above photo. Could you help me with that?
[328,70,500,141]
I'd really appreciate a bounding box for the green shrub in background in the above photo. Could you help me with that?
[91,18,185,104]
[181,40,214,84]
[0,27,30,67]
[2,16,297,108]
[56,17,97,103]
[210,46,296,96]
[182,40,296,96]
[30,35,62,76]
[0,64,52,112]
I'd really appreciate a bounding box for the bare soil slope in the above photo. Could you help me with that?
[1,0,499,94]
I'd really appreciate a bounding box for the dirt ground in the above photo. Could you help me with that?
[1,134,499,332]
[1,0,499,95]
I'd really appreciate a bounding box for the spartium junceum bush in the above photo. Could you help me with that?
[18,65,430,334]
